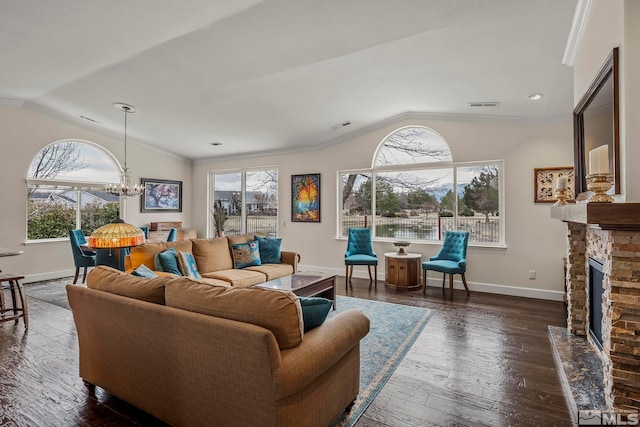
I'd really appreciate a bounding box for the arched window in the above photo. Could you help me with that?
[373,126,452,167]
[27,140,122,241]
[339,126,503,245]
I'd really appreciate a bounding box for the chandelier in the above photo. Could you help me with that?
[105,103,145,197]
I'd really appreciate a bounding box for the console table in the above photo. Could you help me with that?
[384,252,422,290]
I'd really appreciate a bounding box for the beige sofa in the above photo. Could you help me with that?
[67,266,370,427]
[124,234,300,287]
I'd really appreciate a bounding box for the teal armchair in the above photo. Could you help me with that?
[344,228,377,289]
[166,228,177,242]
[422,231,470,299]
[69,229,96,284]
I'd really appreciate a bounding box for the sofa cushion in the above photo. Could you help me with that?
[231,241,261,269]
[131,264,158,278]
[86,265,170,304]
[298,297,333,332]
[254,236,282,264]
[191,238,233,273]
[202,269,266,288]
[165,278,304,349]
[245,263,294,281]
[177,251,201,279]
[155,248,183,276]
[129,241,193,270]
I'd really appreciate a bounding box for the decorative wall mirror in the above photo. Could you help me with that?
[573,47,620,195]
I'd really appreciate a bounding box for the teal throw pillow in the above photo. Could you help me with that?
[177,251,201,279]
[298,296,333,332]
[131,264,158,278]
[231,241,261,269]
[156,247,182,276]
[254,236,282,264]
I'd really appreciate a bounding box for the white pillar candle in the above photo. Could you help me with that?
[556,175,568,190]
[589,144,609,174]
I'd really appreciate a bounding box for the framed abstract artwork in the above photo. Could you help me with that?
[534,167,574,203]
[140,178,183,212]
[291,173,320,222]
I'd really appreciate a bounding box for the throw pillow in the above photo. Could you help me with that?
[131,264,158,278]
[254,235,282,264]
[298,296,333,332]
[231,241,261,269]
[177,251,202,279]
[155,247,183,276]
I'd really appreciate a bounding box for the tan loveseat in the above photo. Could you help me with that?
[124,234,300,288]
[67,266,370,427]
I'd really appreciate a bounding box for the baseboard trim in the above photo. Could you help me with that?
[299,264,564,302]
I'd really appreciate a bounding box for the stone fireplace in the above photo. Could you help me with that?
[552,203,640,412]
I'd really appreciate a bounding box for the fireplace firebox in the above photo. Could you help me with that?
[588,257,604,351]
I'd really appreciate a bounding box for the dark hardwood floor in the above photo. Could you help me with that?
[0,277,571,426]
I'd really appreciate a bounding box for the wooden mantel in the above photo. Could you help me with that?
[550,203,640,230]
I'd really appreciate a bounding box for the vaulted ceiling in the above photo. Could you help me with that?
[1,0,577,160]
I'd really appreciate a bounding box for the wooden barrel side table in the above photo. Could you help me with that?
[384,252,422,290]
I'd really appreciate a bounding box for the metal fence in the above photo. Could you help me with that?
[342,215,500,243]
[222,215,279,237]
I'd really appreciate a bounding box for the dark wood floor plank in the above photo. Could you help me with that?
[0,277,572,426]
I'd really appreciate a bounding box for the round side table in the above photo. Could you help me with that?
[384,252,422,291]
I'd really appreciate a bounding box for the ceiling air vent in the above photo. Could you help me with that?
[469,102,500,107]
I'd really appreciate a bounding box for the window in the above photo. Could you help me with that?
[27,140,121,241]
[209,168,278,237]
[339,126,503,245]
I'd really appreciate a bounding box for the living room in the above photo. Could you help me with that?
[1,0,639,425]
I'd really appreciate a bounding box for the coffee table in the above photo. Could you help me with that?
[256,272,336,309]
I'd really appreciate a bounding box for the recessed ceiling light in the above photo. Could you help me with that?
[528,93,544,100]
[209,142,223,146]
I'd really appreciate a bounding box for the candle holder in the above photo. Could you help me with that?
[554,188,569,206]
[586,173,614,203]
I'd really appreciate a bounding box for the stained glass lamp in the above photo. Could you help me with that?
[88,218,145,270]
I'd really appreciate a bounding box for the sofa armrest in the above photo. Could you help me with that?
[280,251,300,272]
[273,309,369,399]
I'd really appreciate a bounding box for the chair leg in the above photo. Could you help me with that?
[374,265,377,289]
[82,266,88,284]
[345,265,349,289]
[449,274,454,300]
[73,267,80,284]
[14,280,28,329]
[442,273,446,289]
[461,273,470,296]
[367,265,373,282]
[423,269,427,293]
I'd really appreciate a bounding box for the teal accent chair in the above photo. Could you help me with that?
[344,228,377,289]
[69,229,96,284]
[139,226,149,239]
[166,228,177,242]
[422,231,470,299]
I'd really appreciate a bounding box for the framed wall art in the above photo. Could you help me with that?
[291,173,320,222]
[534,167,574,203]
[141,178,183,212]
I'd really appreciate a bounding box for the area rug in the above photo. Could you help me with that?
[24,277,76,310]
[24,279,433,426]
[330,296,433,427]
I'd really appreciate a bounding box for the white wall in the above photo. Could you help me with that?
[193,116,573,299]
[573,0,640,202]
[0,106,192,281]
